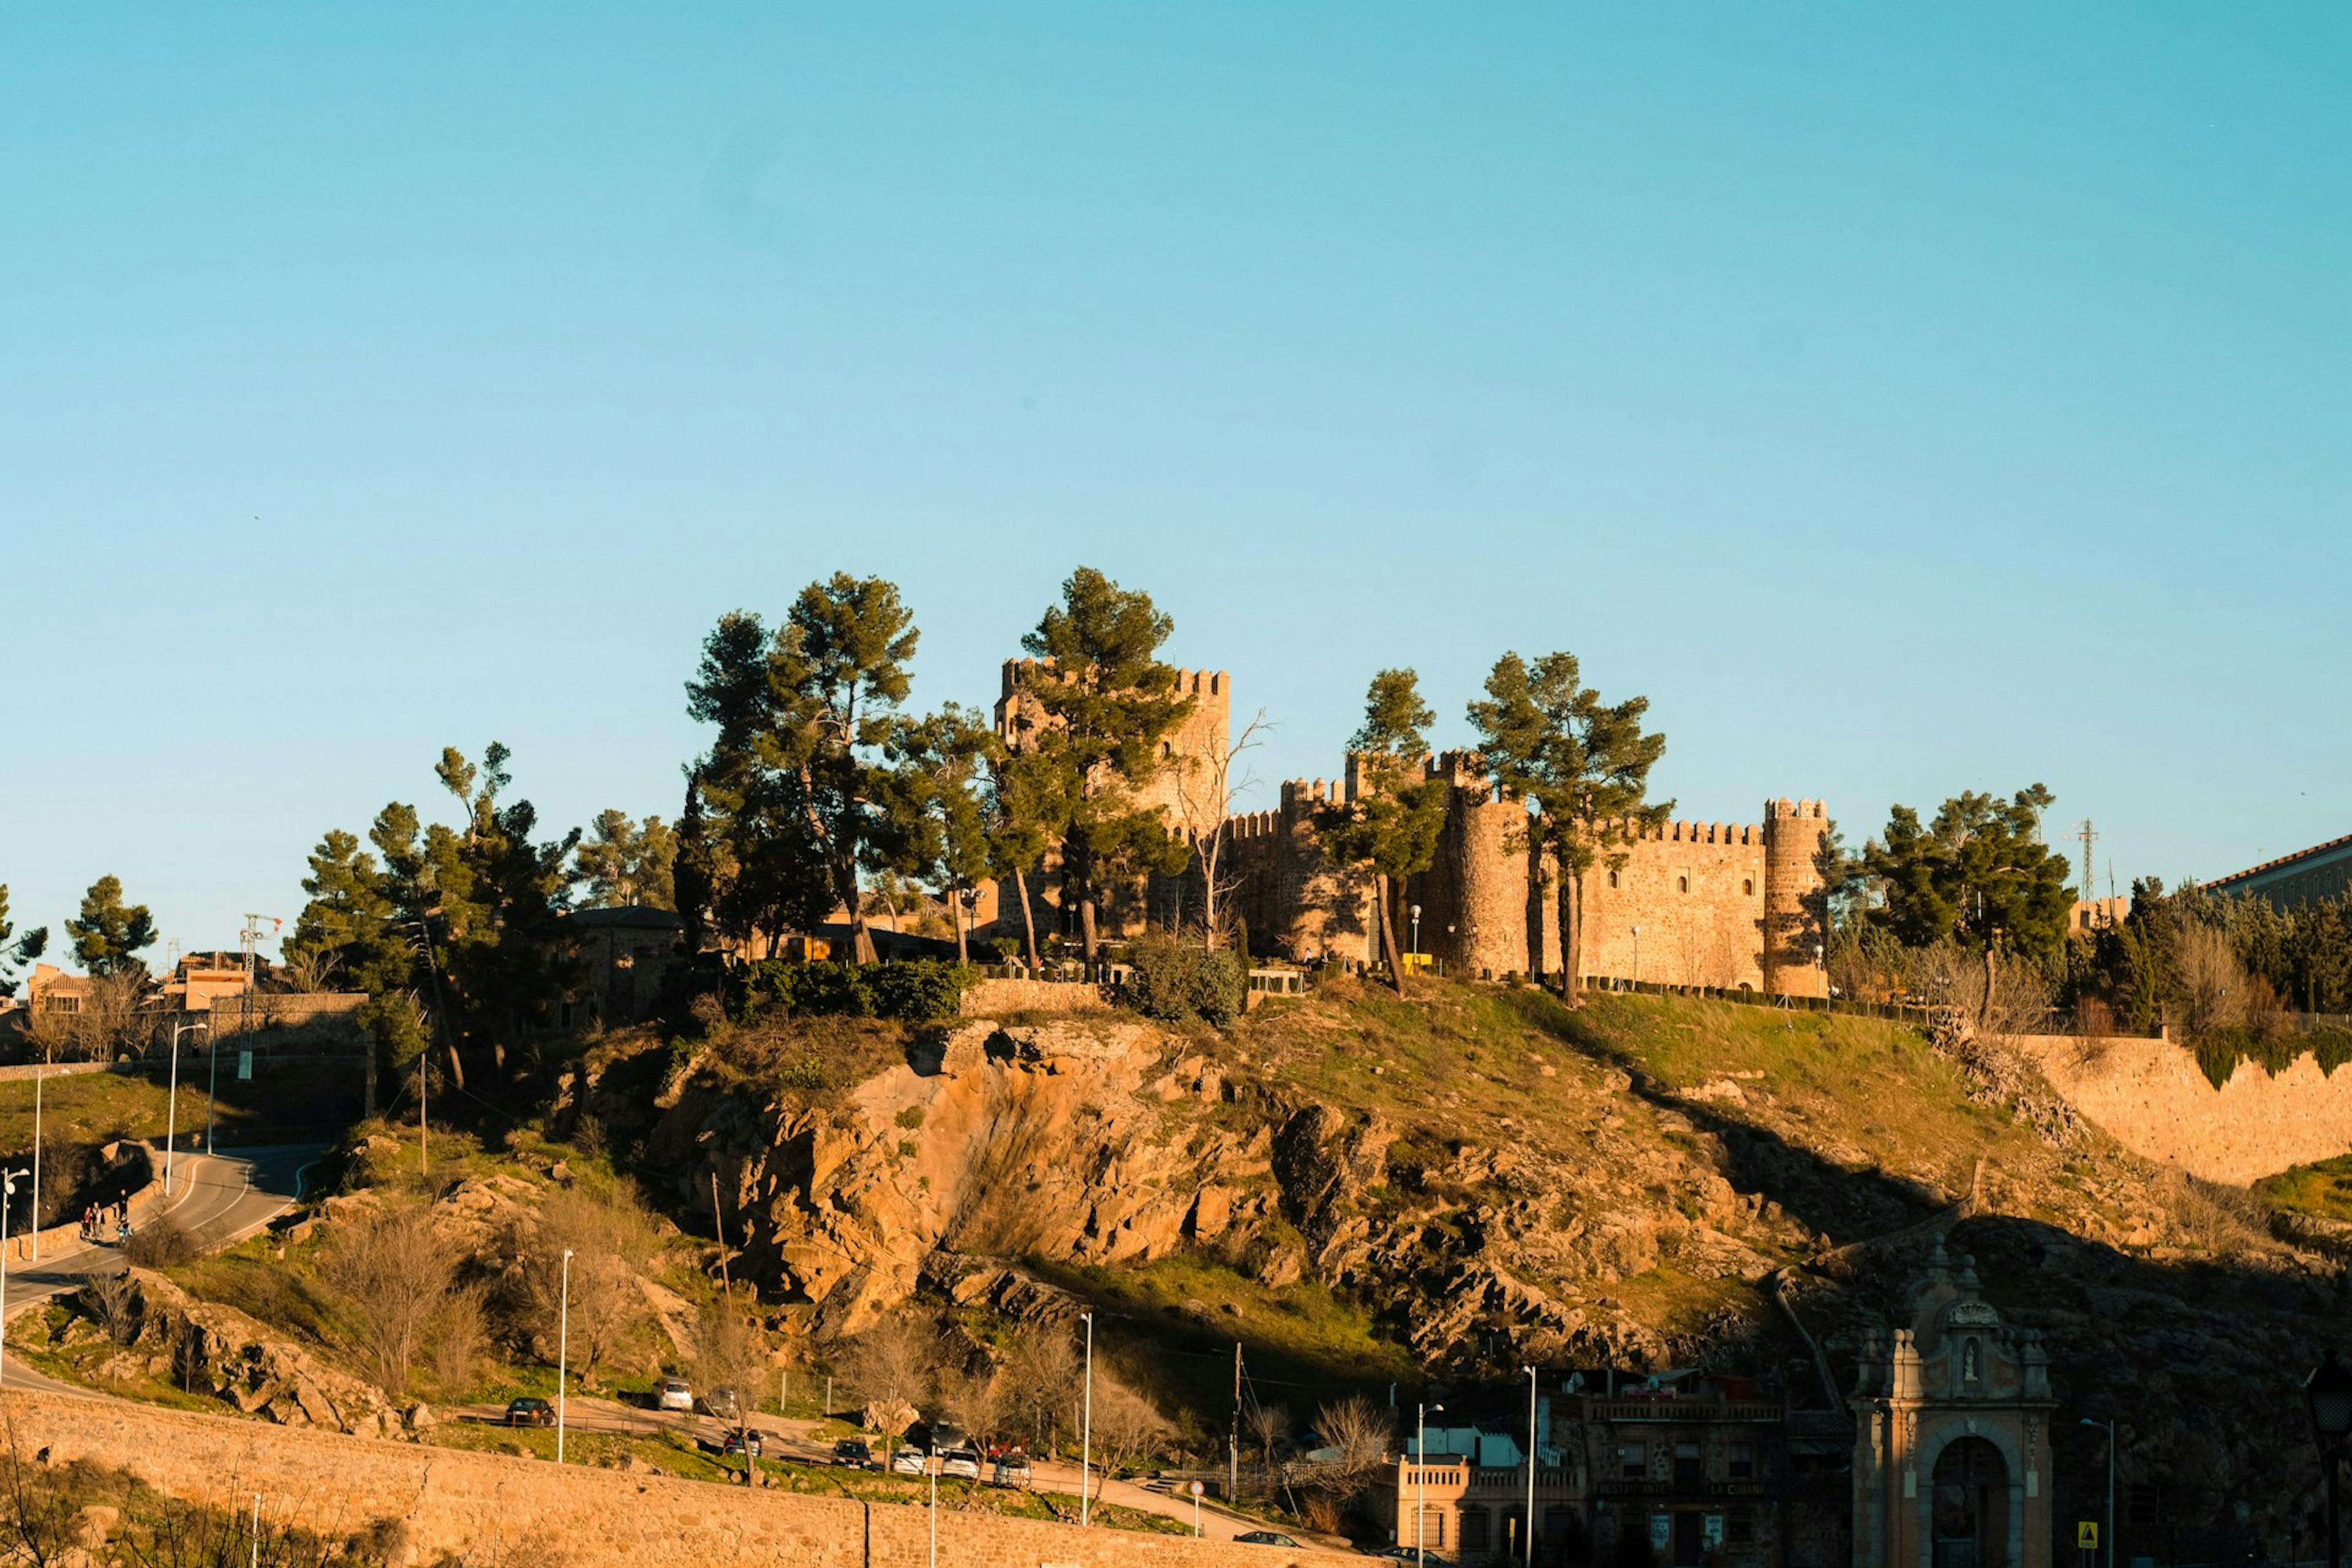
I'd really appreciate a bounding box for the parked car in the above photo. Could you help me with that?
[990,1453,1033,1489]
[890,1447,927,1476]
[703,1385,743,1419]
[832,1439,875,1469]
[940,1447,983,1480]
[1238,1533,1303,1549]
[655,1378,695,1412]
[503,1397,554,1428]
[720,1428,764,1459]
[1364,1549,1446,1564]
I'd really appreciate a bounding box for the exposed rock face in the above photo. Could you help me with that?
[565,1017,1815,1370]
[83,1270,401,1437]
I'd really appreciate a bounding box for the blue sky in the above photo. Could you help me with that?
[2,4,2345,960]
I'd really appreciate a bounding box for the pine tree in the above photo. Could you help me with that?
[1860,786,2073,962]
[1016,567,1194,960]
[573,810,679,910]
[65,875,157,978]
[682,578,920,964]
[1468,652,1668,1007]
[0,885,48,1000]
[1318,670,1449,991]
[283,830,410,993]
[883,704,1000,965]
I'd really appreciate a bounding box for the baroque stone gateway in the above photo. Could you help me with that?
[984,660,1831,998]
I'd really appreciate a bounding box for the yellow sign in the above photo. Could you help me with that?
[2078,1523,2099,1550]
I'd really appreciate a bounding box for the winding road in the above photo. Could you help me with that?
[0,1145,323,1395]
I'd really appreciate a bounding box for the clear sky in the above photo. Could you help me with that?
[3,4,2345,962]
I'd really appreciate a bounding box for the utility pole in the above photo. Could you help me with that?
[1229,1342,1241,1503]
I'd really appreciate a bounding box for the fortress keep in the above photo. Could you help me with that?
[987,661,1830,999]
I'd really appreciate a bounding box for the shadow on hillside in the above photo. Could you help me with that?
[1499,988,1947,1246]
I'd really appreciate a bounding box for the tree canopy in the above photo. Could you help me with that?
[1468,650,1668,1002]
[1859,785,2072,961]
[0,884,48,999]
[1318,669,1448,987]
[1014,567,1194,958]
[66,875,156,978]
[573,810,677,910]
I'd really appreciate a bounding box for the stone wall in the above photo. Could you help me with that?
[0,1388,1348,1568]
[957,978,1114,1017]
[2012,1034,2352,1184]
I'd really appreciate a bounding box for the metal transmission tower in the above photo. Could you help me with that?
[2074,821,2098,907]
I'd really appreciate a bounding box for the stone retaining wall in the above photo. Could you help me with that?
[2011,1033,2352,1184]
[958,978,1114,1017]
[0,1389,1346,1568]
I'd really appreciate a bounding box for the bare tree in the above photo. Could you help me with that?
[2172,922,2252,1038]
[698,1303,771,1479]
[1000,1326,1082,1452]
[79,1268,140,1345]
[1084,1374,1172,1494]
[1312,1394,1390,1480]
[835,1317,941,1413]
[1246,1400,1289,1497]
[1170,709,1270,951]
[318,1197,456,1398]
[494,1186,655,1385]
[938,1361,1006,1449]
[277,947,342,995]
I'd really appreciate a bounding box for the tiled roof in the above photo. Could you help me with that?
[2207,831,2352,891]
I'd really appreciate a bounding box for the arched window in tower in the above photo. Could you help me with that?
[1607,871,1620,889]
[1677,875,1689,894]
[1743,878,1754,896]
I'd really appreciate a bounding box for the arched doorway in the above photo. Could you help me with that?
[1932,1438,2010,1568]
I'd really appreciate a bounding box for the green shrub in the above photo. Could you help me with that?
[1122,936,1245,1027]
[725,957,974,1023]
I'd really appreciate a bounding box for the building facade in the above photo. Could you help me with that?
[1852,1246,2056,1568]
[2204,832,2352,910]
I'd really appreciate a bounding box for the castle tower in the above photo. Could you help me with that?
[1760,797,1830,998]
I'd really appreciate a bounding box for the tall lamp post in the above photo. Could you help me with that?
[1630,926,1642,990]
[1415,1399,1445,1568]
[0,1166,26,1389]
[165,1020,209,1196]
[2307,1352,2352,1568]
[556,1248,575,1464]
[2079,1417,2116,1568]
[1523,1367,1539,1567]
[1410,905,1422,963]
[1080,1310,1095,1528]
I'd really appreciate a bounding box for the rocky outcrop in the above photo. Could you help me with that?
[60,1269,408,1437]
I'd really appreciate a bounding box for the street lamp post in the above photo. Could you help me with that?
[1410,905,1422,961]
[165,1021,209,1196]
[1416,1400,1445,1568]
[2306,1352,2352,1568]
[557,1249,575,1464]
[1630,926,1642,990]
[0,1167,26,1389]
[1080,1311,1096,1528]
[2080,1417,2116,1568]
[1525,1368,1539,1567]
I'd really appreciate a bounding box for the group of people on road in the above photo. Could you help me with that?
[76,1202,132,1245]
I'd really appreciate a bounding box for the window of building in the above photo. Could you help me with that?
[1618,1442,1648,1477]
[1608,870,1620,889]
[1673,1442,1702,1488]
[1727,1443,1754,1480]
[1460,1510,1491,1551]
[43,993,81,1014]
[1729,1518,1755,1545]
[1743,878,1754,895]
[1676,875,1690,894]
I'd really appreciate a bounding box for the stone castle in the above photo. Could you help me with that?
[986,659,1831,998]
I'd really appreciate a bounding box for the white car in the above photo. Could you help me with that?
[941,1448,982,1480]
[655,1378,694,1412]
[891,1447,927,1476]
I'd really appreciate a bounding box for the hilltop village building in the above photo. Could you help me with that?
[987,660,1832,998]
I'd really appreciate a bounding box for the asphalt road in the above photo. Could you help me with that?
[0,1144,323,1395]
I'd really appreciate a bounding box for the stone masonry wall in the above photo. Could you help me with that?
[2011,1035,2352,1184]
[0,1389,1348,1568]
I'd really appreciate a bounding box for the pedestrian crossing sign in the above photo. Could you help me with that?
[2078,1523,2098,1550]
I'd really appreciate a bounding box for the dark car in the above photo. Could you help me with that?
[720,1428,764,1459]
[1237,1532,1303,1548]
[832,1439,874,1469]
[504,1398,555,1428]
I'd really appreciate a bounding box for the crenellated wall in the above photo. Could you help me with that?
[979,663,1828,995]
